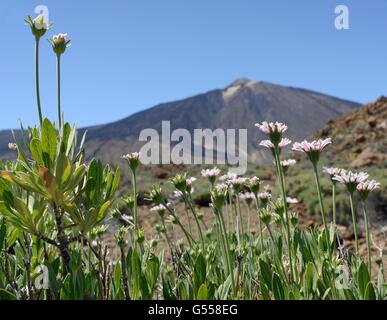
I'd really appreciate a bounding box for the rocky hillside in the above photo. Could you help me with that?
[318,96,387,168]
[291,97,387,228]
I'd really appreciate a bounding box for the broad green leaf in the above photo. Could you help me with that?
[364,282,376,300]
[197,283,209,300]
[357,262,370,299]
[41,118,58,170]
[272,273,285,300]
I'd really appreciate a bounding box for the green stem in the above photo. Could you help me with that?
[273,148,294,284]
[332,183,337,226]
[349,192,359,253]
[132,170,138,232]
[217,208,236,298]
[56,54,62,128]
[361,201,372,276]
[236,196,244,235]
[35,37,43,126]
[255,197,264,249]
[312,163,331,255]
[164,204,195,246]
[186,194,205,252]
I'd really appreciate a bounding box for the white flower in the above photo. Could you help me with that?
[32,15,49,30]
[280,159,297,167]
[286,197,299,204]
[8,143,17,151]
[122,152,140,161]
[323,167,343,178]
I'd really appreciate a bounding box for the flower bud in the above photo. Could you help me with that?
[49,33,71,56]
[25,15,51,39]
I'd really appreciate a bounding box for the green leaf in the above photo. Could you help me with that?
[259,259,273,290]
[364,282,376,300]
[41,118,58,170]
[30,138,44,166]
[272,273,285,300]
[0,222,6,253]
[0,289,17,300]
[194,253,206,290]
[197,283,209,300]
[302,262,316,299]
[357,262,370,299]
[55,152,71,188]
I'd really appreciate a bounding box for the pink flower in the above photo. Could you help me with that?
[292,138,332,164]
[333,170,369,193]
[257,191,272,206]
[186,177,197,185]
[357,179,380,192]
[255,121,288,135]
[214,183,229,193]
[201,167,221,178]
[150,203,171,216]
[229,177,248,190]
[357,179,380,200]
[219,172,237,181]
[256,121,288,146]
[239,192,255,206]
[122,152,141,170]
[259,138,292,150]
[292,138,332,153]
[258,192,272,200]
[249,176,260,184]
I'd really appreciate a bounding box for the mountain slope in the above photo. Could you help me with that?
[0,79,360,164]
[82,79,360,164]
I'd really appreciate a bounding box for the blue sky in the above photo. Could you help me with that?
[0,0,386,129]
